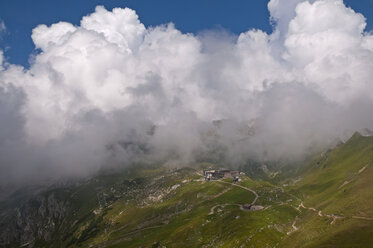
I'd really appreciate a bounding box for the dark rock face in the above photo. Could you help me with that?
[0,192,70,247]
[0,167,198,247]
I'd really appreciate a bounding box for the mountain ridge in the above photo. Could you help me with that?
[1,133,373,247]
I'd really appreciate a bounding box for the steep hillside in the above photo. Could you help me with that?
[1,133,373,248]
[280,132,373,247]
[0,166,301,248]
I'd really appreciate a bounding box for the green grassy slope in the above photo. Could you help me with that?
[280,132,373,248]
[2,165,298,248]
[76,173,299,248]
[1,133,373,247]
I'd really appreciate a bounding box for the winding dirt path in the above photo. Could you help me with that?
[208,181,261,215]
[352,216,373,220]
[288,202,345,235]
[216,180,259,205]
[288,201,373,236]
[287,218,299,235]
[298,202,344,224]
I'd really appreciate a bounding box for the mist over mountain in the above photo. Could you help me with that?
[1,0,373,185]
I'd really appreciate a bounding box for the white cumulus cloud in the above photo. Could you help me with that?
[1,1,373,185]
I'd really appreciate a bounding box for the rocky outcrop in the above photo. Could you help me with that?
[0,192,70,247]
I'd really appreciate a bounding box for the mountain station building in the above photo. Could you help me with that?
[204,169,241,181]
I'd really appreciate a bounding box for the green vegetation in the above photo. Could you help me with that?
[1,133,373,247]
[280,132,373,247]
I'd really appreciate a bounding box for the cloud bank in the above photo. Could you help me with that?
[1,0,373,184]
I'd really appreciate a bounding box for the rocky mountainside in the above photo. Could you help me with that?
[0,133,373,248]
[0,191,70,246]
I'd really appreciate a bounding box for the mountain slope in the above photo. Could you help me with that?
[1,133,373,247]
[280,132,373,247]
[0,166,301,247]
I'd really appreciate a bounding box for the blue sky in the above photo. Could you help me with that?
[0,0,372,67]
